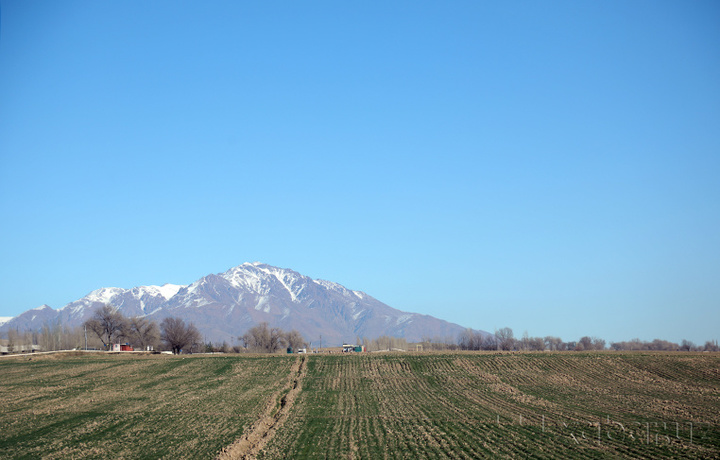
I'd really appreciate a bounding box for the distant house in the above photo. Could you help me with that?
[112,344,134,352]
[0,344,41,354]
[342,344,365,353]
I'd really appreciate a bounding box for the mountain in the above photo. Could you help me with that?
[0,263,479,346]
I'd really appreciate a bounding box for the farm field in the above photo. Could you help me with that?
[266,352,720,459]
[1,351,719,459]
[0,352,296,459]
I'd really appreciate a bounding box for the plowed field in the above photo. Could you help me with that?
[0,352,296,459]
[1,351,718,459]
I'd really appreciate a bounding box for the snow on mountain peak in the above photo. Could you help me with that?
[222,263,307,302]
[313,279,361,299]
[0,262,475,346]
[141,284,185,300]
[0,316,14,326]
[222,264,268,292]
[228,264,367,303]
[86,287,125,304]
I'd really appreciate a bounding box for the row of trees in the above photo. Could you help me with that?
[86,308,312,354]
[83,305,201,354]
[458,327,719,352]
[457,328,545,351]
[610,338,719,352]
[359,335,410,352]
[239,322,307,353]
[3,307,310,355]
[417,336,458,351]
[5,321,86,352]
[5,308,716,355]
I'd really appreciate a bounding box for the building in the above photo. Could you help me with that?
[342,344,365,352]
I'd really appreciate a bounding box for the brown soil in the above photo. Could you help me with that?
[217,355,307,460]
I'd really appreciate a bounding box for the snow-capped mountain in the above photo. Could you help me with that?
[62,284,185,320]
[0,263,474,345]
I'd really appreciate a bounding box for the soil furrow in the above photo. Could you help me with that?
[217,356,306,460]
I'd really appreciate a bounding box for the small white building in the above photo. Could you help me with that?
[0,344,42,354]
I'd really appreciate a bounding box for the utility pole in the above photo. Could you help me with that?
[85,325,87,351]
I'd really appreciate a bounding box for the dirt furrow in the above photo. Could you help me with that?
[217,356,306,460]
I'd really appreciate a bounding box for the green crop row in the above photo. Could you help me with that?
[0,354,294,459]
[263,352,720,459]
[1,352,718,459]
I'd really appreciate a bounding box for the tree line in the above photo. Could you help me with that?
[457,327,720,352]
[85,306,316,354]
[239,322,307,352]
[357,335,411,352]
[5,321,84,353]
[83,307,313,354]
[2,305,310,355]
[3,307,717,354]
[82,304,201,353]
[84,305,306,354]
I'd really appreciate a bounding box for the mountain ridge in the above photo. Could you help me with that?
[1,263,480,346]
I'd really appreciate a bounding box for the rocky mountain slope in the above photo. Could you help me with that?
[1,263,476,345]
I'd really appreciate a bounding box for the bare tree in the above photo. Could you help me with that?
[84,305,127,349]
[480,334,497,350]
[577,336,592,351]
[496,327,515,351]
[366,335,407,352]
[375,335,392,351]
[544,336,563,351]
[528,337,545,351]
[8,329,30,352]
[520,331,530,351]
[285,329,307,349]
[127,317,159,350]
[458,329,493,351]
[610,338,679,351]
[650,339,678,351]
[680,339,697,352]
[6,329,16,353]
[39,320,60,351]
[240,322,286,353]
[591,337,606,350]
[161,317,201,354]
[419,335,459,351]
[458,328,477,350]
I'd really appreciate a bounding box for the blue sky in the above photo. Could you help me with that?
[1,1,718,345]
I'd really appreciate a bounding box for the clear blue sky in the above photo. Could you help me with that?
[1,1,719,345]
